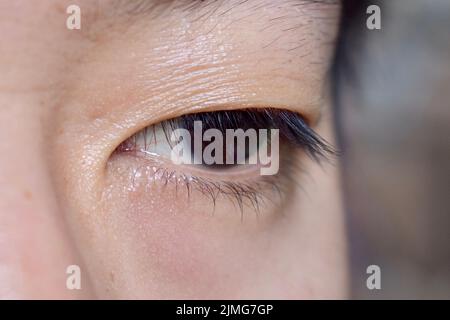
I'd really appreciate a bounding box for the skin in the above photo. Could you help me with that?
[0,0,347,299]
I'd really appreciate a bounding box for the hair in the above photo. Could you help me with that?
[331,0,376,151]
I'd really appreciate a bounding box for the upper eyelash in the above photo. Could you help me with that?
[160,108,336,161]
[117,108,335,163]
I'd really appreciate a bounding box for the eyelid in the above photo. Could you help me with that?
[112,108,334,191]
[107,151,286,215]
[116,108,334,161]
[115,118,266,180]
[115,110,262,175]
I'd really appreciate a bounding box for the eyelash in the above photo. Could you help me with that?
[114,108,335,214]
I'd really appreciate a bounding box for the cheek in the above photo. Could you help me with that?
[90,155,278,298]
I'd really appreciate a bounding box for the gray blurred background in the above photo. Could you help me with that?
[336,0,450,299]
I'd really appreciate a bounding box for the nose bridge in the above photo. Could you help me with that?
[0,94,86,298]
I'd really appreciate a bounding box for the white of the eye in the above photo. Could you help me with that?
[133,123,265,166]
[246,132,267,165]
[133,124,174,158]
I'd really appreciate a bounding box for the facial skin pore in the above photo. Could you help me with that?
[0,0,347,299]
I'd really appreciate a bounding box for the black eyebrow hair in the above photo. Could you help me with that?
[111,0,340,19]
[112,0,172,16]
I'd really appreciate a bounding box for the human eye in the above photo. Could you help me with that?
[110,108,334,215]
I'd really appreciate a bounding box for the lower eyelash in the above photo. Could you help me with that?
[111,152,294,217]
[182,173,283,218]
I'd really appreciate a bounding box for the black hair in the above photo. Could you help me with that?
[331,0,377,151]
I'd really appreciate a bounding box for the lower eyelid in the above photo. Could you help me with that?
[106,151,291,214]
[112,151,266,182]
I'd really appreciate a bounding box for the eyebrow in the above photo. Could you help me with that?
[108,0,339,20]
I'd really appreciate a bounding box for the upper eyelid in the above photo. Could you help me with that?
[94,103,316,172]
[116,108,335,163]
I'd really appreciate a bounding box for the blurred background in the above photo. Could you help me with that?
[335,0,450,298]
